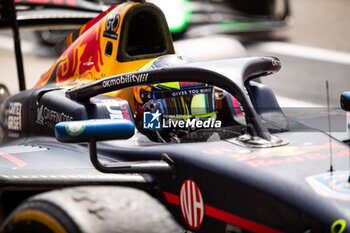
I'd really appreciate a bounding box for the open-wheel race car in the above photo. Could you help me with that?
[0,0,349,232]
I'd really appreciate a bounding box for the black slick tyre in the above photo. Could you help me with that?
[1,186,183,233]
[1,200,81,233]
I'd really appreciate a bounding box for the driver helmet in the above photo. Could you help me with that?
[133,55,217,142]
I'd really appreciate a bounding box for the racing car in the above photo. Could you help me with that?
[0,0,349,232]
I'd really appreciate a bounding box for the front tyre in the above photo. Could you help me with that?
[1,200,81,233]
[1,186,183,233]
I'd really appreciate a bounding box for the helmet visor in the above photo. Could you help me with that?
[152,86,215,116]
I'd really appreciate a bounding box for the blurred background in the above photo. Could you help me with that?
[276,0,350,52]
[0,0,350,107]
[245,0,350,107]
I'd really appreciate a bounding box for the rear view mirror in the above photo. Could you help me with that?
[55,119,135,143]
[55,114,172,174]
[340,92,350,111]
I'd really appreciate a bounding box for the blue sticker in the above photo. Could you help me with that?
[306,171,350,202]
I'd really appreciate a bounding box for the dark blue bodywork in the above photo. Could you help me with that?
[0,57,349,232]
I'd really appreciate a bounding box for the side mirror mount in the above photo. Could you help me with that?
[340,92,350,111]
[55,119,173,175]
[55,119,135,143]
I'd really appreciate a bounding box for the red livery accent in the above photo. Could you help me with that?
[35,5,117,87]
[180,81,202,87]
[163,189,283,233]
[163,191,179,205]
[205,205,283,233]
[0,152,27,168]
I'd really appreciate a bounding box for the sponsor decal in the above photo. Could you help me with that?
[101,99,132,121]
[220,93,244,121]
[230,95,243,116]
[169,87,212,98]
[163,185,282,233]
[6,102,22,132]
[120,105,131,121]
[331,219,347,233]
[36,105,73,129]
[103,13,120,40]
[179,81,203,88]
[102,73,149,88]
[180,179,204,230]
[271,59,281,67]
[306,171,350,202]
[203,143,349,168]
[143,111,221,130]
[36,19,104,86]
[65,123,85,137]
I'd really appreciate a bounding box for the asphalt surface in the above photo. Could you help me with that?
[243,0,350,107]
[0,31,56,94]
[246,42,350,107]
[276,0,350,53]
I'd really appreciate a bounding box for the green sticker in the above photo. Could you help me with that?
[65,123,85,137]
[331,219,346,233]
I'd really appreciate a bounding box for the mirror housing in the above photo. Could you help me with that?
[55,119,174,174]
[55,119,173,175]
[340,92,350,111]
[55,119,135,143]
